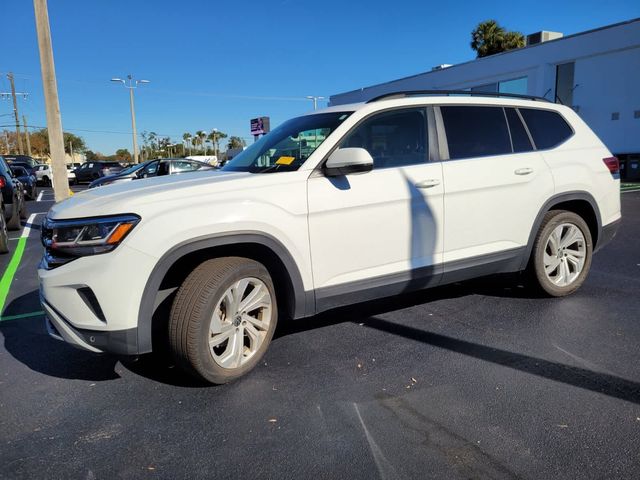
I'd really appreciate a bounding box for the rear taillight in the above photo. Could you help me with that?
[0,176,5,188]
[603,156,619,176]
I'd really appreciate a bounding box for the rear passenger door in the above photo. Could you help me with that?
[438,105,554,275]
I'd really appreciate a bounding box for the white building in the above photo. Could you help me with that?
[330,18,640,176]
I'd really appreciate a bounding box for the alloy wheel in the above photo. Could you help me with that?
[543,223,586,287]
[208,277,272,369]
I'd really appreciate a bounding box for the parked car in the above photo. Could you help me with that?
[0,155,25,252]
[4,154,39,169]
[88,158,214,188]
[73,162,124,184]
[10,165,37,200]
[39,92,621,384]
[66,164,77,185]
[34,164,52,186]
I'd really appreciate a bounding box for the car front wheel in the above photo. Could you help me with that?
[0,212,8,253]
[529,210,593,297]
[168,257,278,384]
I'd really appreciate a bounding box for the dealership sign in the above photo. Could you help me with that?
[250,117,270,136]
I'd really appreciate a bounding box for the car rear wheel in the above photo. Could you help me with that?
[6,200,21,231]
[19,198,27,219]
[0,213,9,254]
[528,210,592,297]
[168,257,277,384]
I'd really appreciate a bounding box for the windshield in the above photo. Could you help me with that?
[222,112,352,173]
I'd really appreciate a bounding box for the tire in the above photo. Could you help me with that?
[528,210,593,297]
[0,213,8,254]
[6,200,21,231]
[19,198,27,220]
[42,176,51,187]
[168,257,278,384]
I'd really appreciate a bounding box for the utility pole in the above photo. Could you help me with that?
[7,73,25,155]
[33,0,69,201]
[111,75,149,163]
[69,140,73,163]
[23,115,32,155]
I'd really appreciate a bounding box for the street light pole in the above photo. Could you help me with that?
[306,95,325,110]
[111,74,149,163]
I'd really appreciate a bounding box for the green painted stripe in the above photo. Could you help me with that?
[0,310,45,322]
[0,237,27,315]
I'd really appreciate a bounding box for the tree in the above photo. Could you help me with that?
[227,136,246,150]
[208,130,227,156]
[195,130,207,154]
[470,20,524,58]
[183,132,192,155]
[115,148,132,162]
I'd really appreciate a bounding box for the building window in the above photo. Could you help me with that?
[499,77,528,95]
[555,62,575,106]
[470,83,498,93]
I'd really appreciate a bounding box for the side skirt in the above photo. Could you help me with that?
[313,247,526,315]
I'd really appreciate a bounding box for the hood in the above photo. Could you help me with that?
[49,170,252,219]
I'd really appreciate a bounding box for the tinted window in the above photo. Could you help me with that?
[441,106,512,160]
[505,108,533,153]
[519,108,573,149]
[143,161,159,176]
[172,160,200,173]
[339,108,428,169]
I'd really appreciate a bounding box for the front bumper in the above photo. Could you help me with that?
[38,243,158,355]
[42,296,139,355]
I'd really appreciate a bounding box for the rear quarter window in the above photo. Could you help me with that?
[519,108,573,150]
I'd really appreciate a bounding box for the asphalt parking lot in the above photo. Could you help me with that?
[1,188,639,479]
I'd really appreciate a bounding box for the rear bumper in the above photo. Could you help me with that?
[42,296,139,355]
[596,218,621,253]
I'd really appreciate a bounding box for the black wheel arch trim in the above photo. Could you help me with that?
[137,231,310,354]
[521,191,602,270]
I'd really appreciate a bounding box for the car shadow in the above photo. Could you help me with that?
[0,290,120,382]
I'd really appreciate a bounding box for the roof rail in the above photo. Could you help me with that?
[365,90,551,103]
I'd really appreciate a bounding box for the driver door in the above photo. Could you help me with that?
[307,106,445,311]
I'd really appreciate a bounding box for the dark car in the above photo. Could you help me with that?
[10,165,37,200]
[88,158,214,188]
[4,154,39,169]
[73,162,124,184]
[6,160,37,176]
[0,156,26,252]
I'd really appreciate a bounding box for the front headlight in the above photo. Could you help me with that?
[41,214,140,269]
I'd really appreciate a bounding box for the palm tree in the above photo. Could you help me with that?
[227,136,246,150]
[196,130,207,154]
[183,133,192,155]
[470,20,524,58]
[208,130,228,157]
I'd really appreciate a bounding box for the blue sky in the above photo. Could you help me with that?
[2,0,639,155]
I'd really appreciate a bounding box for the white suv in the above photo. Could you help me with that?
[39,92,621,384]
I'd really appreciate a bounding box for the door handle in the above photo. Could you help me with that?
[415,179,441,189]
[514,167,534,175]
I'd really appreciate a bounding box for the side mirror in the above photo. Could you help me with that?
[324,147,373,177]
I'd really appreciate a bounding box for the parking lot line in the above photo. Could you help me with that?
[36,190,44,202]
[0,214,39,315]
[0,310,45,323]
